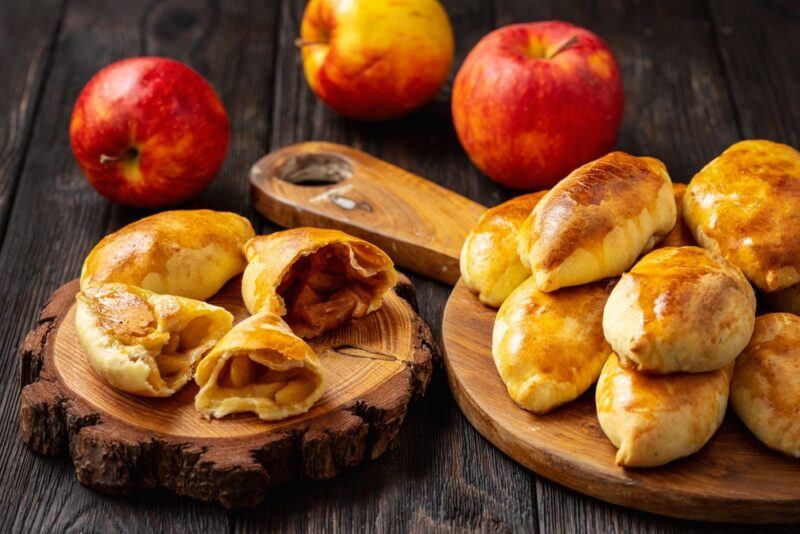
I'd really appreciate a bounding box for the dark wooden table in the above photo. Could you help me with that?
[1,0,798,532]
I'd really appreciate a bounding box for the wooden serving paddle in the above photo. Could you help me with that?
[252,143,800,523]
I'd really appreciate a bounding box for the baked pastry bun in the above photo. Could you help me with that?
[656,183,696,249]
[683,140,800,292]
[242,228,397,338]
[731,313,800,458]
[603,246,755,373]
[596,354,732,467]
[518,152,675,292]
[195,311,326,421]
[75,283,233,397]
[492,276,615,414]
[81,209,254,301]
[460,191,546,307]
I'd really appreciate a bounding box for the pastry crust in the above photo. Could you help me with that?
[683,139,800,292]
[603,246,755,373]
[492,276,615,414]
[242,228,397,338]
[460,191,546,308]
[518,152,676,292]
[75,283,233,397]
[596,354,732,467]
[194,311,326,421]
[656,183,696,249]
[81,210,255,301]
[731,313,800,458]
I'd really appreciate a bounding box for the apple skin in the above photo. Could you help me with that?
[70,57,230,208]
[299,0,454,121]
[452,22,624,189]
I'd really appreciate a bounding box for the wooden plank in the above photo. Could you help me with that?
[0,0,278,531]
[0,1,65,244]
[233,0,538,531]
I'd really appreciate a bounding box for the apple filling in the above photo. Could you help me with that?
[152,316,215,389]
[277,244,390,338]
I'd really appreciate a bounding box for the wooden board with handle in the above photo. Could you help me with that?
[251,142,800,523]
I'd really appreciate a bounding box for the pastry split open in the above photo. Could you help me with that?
[242,228,397,338]
[194,311,326,421]
[75,283,233,397]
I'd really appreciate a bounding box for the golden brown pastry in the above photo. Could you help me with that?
[460,191,546,307]
[242,228,397,338]
[81,210,255,301]
[656,183,697,248]
[683,140,800,292]
[75,283,233,397]
[731,313,800,458]
[603,246,756,373]
[596,354,732,467]
[492,276,615,414]
[518,152,676,292]
[194,311,326,421]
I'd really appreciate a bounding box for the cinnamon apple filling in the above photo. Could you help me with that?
[153,315,214,387]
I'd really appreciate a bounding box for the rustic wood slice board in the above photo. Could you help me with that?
[252,143,800,523]
[19,275,434,509]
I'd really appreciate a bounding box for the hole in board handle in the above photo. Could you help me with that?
[276,153,354,186]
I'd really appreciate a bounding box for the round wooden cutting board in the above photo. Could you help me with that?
[19,276,434,509]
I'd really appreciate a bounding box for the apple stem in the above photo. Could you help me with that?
[294,38,328,48]
[547,35,579,59]
[99,147,138,165]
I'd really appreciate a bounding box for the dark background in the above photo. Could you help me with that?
[1,0,798,532]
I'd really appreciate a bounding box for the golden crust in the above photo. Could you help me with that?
[656,183,696,249]
[519,152,676,292]
[492,276,615,414]
[80,210,255,301]
[683,140,800,292]
[603,246,756,373]
[242,228,397,338]
[731,313,800,458]
[460,191,546,308]
[596,354,732,467]
[194,311,326,421]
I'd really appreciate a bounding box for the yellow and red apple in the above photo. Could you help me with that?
[70,57,229,208]
[453,22,624,189]
[298,0,454,121]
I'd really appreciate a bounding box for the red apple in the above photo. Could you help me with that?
[452,22,624,189]
[70,57,230,208]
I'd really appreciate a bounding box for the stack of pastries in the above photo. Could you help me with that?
[76,210,397,421]
[461,140,800,467]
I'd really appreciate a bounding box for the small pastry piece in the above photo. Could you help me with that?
[603,246,755,373]
[194,311,326,421]
[242,228,397,338]
[75,283,233,397]
[81,209,255,301]
[596,354,732,467]
[492,276,615,414]
[518,152,676,292]
[683,140,800,292]
[731,313,800,458]
[460,191,546,307]
[655,183,696,248]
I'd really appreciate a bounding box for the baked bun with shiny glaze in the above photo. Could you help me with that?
[683,140,800,292]
[656,183,696,248]
[518,152,676,292]
[81,210,255,301]
[492,276,615,414]
[242,228,397,338]
[731,313,800,458]
[460,191,546,307]
[596,354,732,467]
[603,246,755,373]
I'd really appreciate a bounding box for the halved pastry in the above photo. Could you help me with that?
[731,313,800,458]
[81,209,255,301]
[656,183,696,249]
[194,311,326,421]
[460,191,546,308]
[75,283,233,397]
[596,354,732,467]
[242,228,397,338]
[603,246,755,373]
[683,140,800,292]
[492,276,616,414]
[518,152,676,292]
